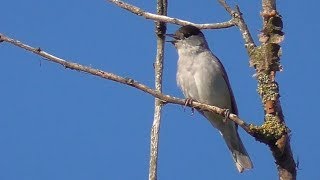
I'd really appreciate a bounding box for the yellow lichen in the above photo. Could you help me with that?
[256,73,279,103]
[249,114,288,141]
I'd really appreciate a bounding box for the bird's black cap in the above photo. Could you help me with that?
[173,25,202,39]
[165,25,202,44]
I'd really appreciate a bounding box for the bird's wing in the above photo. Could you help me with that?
[213,55,238,115]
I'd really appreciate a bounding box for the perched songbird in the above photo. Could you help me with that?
[168,25,253,172]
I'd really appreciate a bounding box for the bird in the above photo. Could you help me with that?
[167,25,253,172]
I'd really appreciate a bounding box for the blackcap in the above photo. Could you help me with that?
[168,25,253,172]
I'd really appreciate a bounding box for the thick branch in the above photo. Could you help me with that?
[262,0,276,13]
[0,33,252,134]
[108,0,235,29]
[260,1,296,179]
[148,0,167,180]
[219,0,296,179]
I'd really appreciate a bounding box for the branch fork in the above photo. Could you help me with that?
[1,0,296,179]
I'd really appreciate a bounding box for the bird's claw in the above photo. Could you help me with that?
[184,98,195,115]
[223,109,230,123]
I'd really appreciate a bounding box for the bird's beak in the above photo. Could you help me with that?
[165,34,177,44]
[165,34,175,38]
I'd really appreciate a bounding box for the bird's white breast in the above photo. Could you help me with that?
[176,50,232,110]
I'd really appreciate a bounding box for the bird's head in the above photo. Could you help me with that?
[166,25,208,50]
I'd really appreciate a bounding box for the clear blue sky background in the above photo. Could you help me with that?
[0,0,318,179]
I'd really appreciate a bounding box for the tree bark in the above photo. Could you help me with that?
[148,1,167,180]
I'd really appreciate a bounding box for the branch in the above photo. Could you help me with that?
[148,0,167,180]
[219,0,296,179]
[218,0,256,52]
[108,0,235,29]
[0,33,252,134]
[259,1,296,179]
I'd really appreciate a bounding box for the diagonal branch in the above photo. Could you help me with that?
[0,33,252,134]
[218,0,256,52]
[108,0,235,29]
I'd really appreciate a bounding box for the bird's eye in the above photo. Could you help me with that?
[184,33,193,38]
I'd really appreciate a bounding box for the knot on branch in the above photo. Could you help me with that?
[125,78,135,85]
[36,47,42,52]
[249,114,289,143]
[229,6,243,27]
[231,11,241,18]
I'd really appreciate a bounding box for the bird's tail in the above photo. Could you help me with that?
[220,126,253,173]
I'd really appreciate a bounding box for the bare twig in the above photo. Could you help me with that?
[218,0,233,14]
[108,0,235,29]
[148,0,167,180]
[0,33,252,134]
[218,0,256,52]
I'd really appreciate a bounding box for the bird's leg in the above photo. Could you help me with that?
[223,109,230,123]
[184,98,195,115]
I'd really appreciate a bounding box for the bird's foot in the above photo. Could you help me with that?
[184,98,195,115]
[223,109,230,123]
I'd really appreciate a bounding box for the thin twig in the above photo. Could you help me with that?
[218,0,256,52]
[0,33,252,134]
[108,0,235,29]
[148,0,167,180]
[218,0,233,14]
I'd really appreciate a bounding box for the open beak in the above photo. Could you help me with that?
[165,34,177,44]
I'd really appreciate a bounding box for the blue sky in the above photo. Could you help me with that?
[0,0,318,179]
